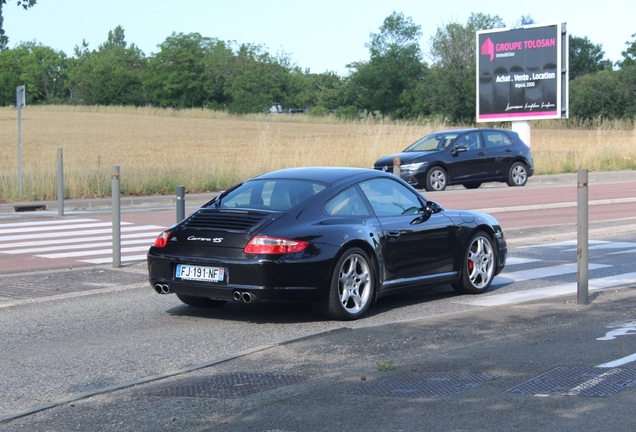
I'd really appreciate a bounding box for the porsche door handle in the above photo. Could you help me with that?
[387,231,401,242]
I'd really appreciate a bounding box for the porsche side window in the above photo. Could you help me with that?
[324,187,370,216]
[359,179,422,217]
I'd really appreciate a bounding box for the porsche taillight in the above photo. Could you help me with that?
[244,236,309,254]
[153,230,172,248]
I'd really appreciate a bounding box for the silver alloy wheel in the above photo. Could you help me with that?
[337,252,372,314]
[467,235,495,289]
[511,164,527,185]
[428,168,446,191]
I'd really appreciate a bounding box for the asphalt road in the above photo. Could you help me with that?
[1,172,636,430]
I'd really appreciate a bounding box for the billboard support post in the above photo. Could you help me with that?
[511,121,531,147]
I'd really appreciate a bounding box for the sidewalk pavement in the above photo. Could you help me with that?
[2,284,636,431]
[2,170,635,215]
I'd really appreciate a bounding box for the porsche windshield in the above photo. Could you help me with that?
[404,133,459,152]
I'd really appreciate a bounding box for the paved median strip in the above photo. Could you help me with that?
[475,197,636,214]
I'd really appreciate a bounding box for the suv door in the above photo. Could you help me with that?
[446,131,487,183]
[481,130,515,179]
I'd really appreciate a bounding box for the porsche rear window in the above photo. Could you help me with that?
[219,179,327,211]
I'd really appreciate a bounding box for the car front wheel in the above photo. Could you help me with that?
[507,162,528,187]
[312,247,375,320]
[425,167,447,191]
[452,232,496,294]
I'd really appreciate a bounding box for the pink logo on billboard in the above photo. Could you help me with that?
[481,38,494,61]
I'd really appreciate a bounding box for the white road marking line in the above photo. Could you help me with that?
[563,242,636,252]
[597,354,636,368]
[492,263,611,286]
[35,245,150,259]
[0,232,159,250]
[518,240,609,249]
[0,225,164,242]
[564,369,623,395]
[505,257,542,266]
[0,219,98,229]
[597,321,636,341]
[0,221,133,235]
[456,272,636,307]
[1,238,155,254]
[79,254,148,264]
[609,249,636,255]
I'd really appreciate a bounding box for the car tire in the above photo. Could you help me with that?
[176,294,227,308]
[312,247,375,320]
[507,162,528,187]
[452,231,496,295]
[462,182,482,190]
[425,167,447,191]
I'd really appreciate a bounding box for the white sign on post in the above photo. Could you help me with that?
[16,85,25,108]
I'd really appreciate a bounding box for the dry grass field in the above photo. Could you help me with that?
[0,105,634,201]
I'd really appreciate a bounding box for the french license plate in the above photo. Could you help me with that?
[176,264,225,283]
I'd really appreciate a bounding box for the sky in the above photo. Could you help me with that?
[4,0,634,75]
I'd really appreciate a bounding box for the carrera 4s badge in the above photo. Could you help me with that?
[187,236,223,243]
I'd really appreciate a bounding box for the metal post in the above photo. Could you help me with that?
[176,185,185,223]
[393,156,401,177]
[57,148,64,216]
[112,166,121,268]
[16,93,22,200]
[577,169,588,305]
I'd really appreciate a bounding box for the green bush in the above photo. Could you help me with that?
[335,106,359,120]
[308,106,328,117]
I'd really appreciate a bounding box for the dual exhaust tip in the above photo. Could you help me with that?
[154,284,255,304]
[233,290,256,303]
[154,284,171,294]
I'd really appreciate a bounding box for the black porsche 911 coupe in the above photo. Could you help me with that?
[147,167,507,320]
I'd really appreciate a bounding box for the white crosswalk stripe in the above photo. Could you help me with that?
[493,263,612,286]
[0,219,163,265]
[465,238,636,307]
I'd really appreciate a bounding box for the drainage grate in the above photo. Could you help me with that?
[0,269,146,300]
[507,366,636,397]
[153,373,307,399]
[353,372,500,399]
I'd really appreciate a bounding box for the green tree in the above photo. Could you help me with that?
[427,13,505,123]
[348,11,426,118]
[569,35,612,80]
[69,26,147,105]
[570,69,622,120]
[0,41,68,105]
[144,32,231,108]
[618,33,636,68]
[0,0,36,50]
[223,43,288,114]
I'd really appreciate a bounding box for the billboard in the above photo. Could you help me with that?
[476,22,568,122]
